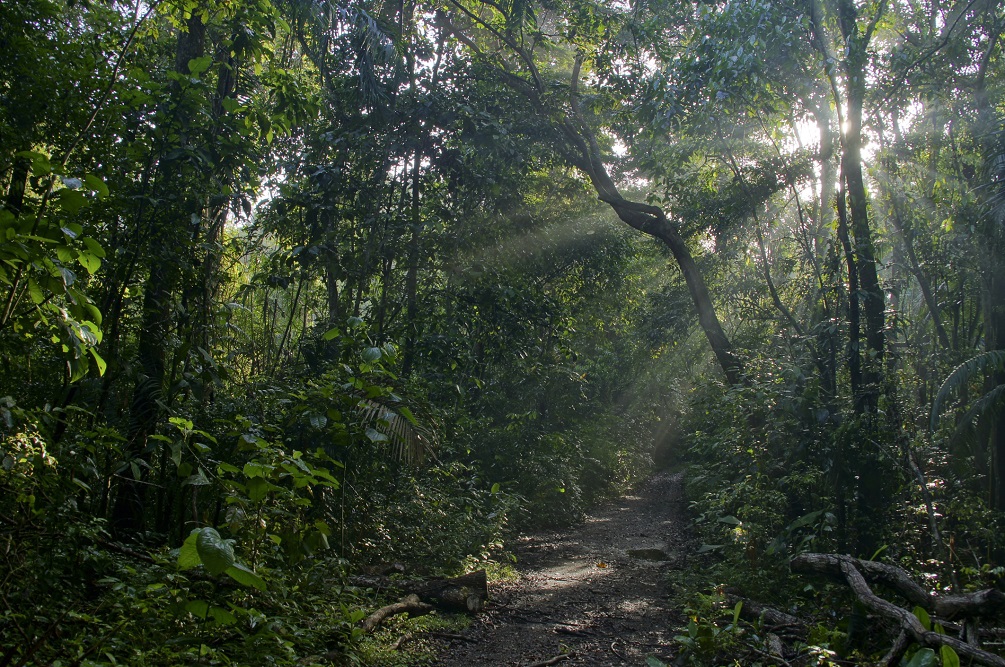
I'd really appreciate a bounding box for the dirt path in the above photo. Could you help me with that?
[432,471,688,667]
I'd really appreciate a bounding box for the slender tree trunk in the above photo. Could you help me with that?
[402,147,422,377]
[563,60,742,385]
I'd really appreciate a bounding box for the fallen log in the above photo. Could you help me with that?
[837,559,1005,667]
[361,594,434,633]
[791,553,1005,621]
[351,569,488,613]
[792,553,1005,667]
[724,594,803,631]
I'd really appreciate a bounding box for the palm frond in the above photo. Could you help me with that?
[948,382,1005,441]
[356,398,436,465]
[930,349,1005,431]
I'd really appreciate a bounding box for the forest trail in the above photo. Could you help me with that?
[432,471,688,666]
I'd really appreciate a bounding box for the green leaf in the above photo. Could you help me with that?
[184,468,211,486]
[188,56,213,75]
[323,327,339,341]
[246,476,270,503]
[225,563,266,591]
[56,188,88,215]
[940,646,960,667]
[83,174,109,198]
[220,97,241,113]
[717,515,742,525]
[398,405,418,426]
[901,648,937,667]
[646,658,667,667]
[82,237,106,258]
[89,348,107,376]
[362,347,382,362]
[185,599,210,618]
[912,606,931,631]
[365,427,388,443]
[196,527,235,575]
[78,250,101,275]
[178,530,202,570]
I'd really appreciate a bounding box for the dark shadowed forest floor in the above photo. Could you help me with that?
[430,471,689,666]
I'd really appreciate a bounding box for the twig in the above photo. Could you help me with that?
[430,631,477,643]
[525,654,573,667]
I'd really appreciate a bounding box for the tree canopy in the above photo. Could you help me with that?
[2,0,1004,664]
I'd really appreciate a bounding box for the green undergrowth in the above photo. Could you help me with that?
[663,365,1005,666]
[356,612,472,667]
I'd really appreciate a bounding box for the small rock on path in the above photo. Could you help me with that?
[432,471,688,667]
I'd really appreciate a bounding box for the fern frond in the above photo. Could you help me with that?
[930,350,1005,431]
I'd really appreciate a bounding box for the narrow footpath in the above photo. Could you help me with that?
[432,471,689,666]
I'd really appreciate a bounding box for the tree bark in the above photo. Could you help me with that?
[837,0,886,414]
[361,594,434,633]
[791,553,1005,619]
[563,59,741,385]
[112,11,207,536]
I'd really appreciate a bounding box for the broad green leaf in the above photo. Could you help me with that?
[225,563,266,591]
[78,250,101,275]
[185,599,210,618]
[56,189,87,215]
[246,476,270,503]
[83,174,109,198]
[196,527,235,575]
[940,646,960,667]
[178,530,201,570]
[188,56,213,75]
[365,427,388,443]
[323,327,339,341]
[82,237,106,258]
[27,279,44,304]
[184,468,210,486]
[362,347,382,362]
[717,515,742,525]
[89,348,106,376]
[902,648,937,667]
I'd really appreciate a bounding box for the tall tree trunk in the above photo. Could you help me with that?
[112,12,207,536]
[839,25,885,413]
[975,22,1005,509]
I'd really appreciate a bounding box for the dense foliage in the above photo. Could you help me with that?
[1,0,1003,664]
